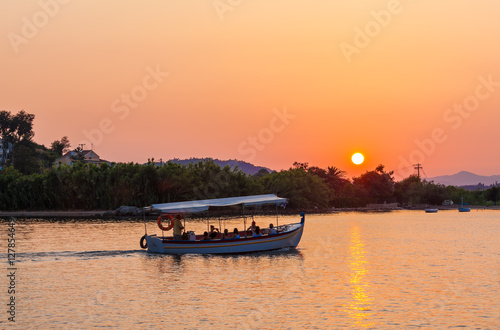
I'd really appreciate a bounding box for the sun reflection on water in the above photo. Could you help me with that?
[346,225,374,328]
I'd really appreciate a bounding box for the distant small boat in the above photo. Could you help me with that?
[458,197,470,212]
[425,208,438,213]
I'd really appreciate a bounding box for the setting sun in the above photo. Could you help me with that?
[352,153,364,165]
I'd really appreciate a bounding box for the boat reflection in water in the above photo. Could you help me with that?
[346,225,373,328]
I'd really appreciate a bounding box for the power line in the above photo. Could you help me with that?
[393,165,414,173]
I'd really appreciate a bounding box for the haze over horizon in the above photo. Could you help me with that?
[2,1,499,180]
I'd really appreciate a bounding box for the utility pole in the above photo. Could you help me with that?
[414,163,423,178]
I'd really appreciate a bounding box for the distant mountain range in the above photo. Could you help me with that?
[166,158,273,175]
[428,171,500,187]
[154,160,499,187]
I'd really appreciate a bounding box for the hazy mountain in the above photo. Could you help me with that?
[428,171,500,186]
[166,158,273,176]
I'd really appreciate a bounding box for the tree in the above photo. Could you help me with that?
[70,146,86,163]
[308,165,349,196]
[485,186,499,205]
[0,111,13,166]
[258,167,330,209]
[421,180,447,205]
[0,110,35,166]
[293,162,309,170]
[51,136,71,156]
[394,174,422,205]
[11,110,35,142]
[353,164,395,203]
[11,139,57,175]
[252,168,270,179]
[12,140,40,174]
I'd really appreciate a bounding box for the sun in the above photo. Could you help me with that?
[351,153,364,165]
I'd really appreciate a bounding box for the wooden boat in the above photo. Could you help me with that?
[140,194,305,254]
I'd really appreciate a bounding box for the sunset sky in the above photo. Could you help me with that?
[2,0,499,180]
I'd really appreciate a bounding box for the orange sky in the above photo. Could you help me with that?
[1,0,499,180]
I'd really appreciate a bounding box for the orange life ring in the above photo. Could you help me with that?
[157,214,175,231]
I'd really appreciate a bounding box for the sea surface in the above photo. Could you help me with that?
[1,210,499,329]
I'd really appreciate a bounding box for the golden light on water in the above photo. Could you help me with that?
[346,225,374,328]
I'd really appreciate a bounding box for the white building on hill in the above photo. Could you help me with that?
[55,149,110,166]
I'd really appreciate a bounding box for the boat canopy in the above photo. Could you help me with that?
[151,194,287,214]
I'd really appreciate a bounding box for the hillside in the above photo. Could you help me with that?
[167,158,273,175]
[429,171,500,186]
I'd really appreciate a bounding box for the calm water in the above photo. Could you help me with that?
[1,210,499,329]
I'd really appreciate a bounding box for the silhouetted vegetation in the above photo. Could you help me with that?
[2,157,498,211]
[2,110,498,212]
[1,110,69,174]
[0,160,257,210]
[50,136,71,157]
[1,110,35,168]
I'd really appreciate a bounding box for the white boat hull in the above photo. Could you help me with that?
[145,223,304,255]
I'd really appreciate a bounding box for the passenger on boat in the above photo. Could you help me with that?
[173,214,184,240]
[233,228,240,239]
[268,223,277,235]
[247,220,256,233]
[209,225,219,239]
[252,226,262,237]
[201,231,211,241]
[221,228,230,240]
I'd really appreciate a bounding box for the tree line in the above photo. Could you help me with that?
[0,159,499,211]
[1,109,499,211]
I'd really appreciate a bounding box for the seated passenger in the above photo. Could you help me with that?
[222,228,231,240]
[233,228,240,239]
[247,220,256,234]
[252,226,262,237]
[268,223,277,235]
[201,231,211,241]
[209,225,219,239]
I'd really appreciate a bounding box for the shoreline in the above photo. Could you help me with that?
[1,204,499,220]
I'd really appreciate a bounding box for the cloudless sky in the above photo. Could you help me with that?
[1,0,499,180]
